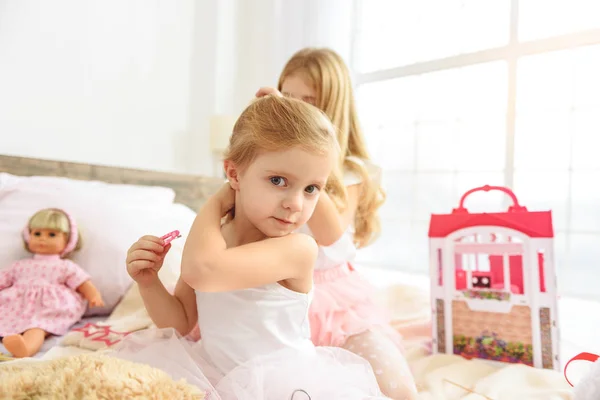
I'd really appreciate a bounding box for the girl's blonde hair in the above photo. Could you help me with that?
[25,209,82,254]
[277,47,385,247]
[225,95,346,208]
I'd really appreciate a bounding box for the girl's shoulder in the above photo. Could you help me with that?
[343,156,382,187]
[277,232,318,256]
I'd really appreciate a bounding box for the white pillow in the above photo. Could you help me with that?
[0,178,197,316]
[0,173,176,205]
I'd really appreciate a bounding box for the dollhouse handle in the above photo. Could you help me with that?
[563,352,599,387]
[455,185,527,213]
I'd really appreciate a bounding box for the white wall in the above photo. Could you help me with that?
[0,0,199,172]
[0,0,354,176]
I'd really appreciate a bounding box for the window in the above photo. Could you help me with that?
[352,0,600,300]
[354,0,510,73]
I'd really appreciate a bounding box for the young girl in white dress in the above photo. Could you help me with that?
[113,95,391,399]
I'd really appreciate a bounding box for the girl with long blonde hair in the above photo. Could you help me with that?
[257,47,416,398]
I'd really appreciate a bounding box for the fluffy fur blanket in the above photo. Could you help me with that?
[0,353,204,399]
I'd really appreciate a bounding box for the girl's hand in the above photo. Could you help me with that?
[126,235,171,288]
[255,87,283,98]
[215,182,236,217]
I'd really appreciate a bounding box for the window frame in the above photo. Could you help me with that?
[349,0,600,300]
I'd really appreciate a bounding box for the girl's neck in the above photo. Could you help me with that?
[225,208,267,247]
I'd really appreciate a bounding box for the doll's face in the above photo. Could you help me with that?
[28,228,68,255]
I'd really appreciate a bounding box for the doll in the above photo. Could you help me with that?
[0,208,104,358]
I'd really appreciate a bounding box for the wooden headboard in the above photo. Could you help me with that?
[0,154,223,211]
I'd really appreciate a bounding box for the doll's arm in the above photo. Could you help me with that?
[64,260,104,308]
[76,280,104,308]
[0,264,16,290]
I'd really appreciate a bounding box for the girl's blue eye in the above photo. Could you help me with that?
[270,177,285,186]
[305,185,318,194]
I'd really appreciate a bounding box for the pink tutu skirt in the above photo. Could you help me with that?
[109,328,390,400]
[310,263,403,349]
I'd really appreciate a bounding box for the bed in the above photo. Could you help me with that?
[0,154,579,399]
[0,154,222,211]
[0,154,223,359]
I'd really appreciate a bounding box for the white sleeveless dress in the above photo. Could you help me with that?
[109,283,389,399]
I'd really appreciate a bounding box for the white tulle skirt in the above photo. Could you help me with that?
[108,328,389,400]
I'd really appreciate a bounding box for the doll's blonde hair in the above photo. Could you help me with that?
[277,47,385,248]
[25,209,82,254]
[225,95,345,208]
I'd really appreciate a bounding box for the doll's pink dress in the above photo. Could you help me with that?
[0,254,90,336]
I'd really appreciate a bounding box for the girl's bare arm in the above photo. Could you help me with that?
[139,277,198,336]
[181,191,317,293]
[307,184,361,246]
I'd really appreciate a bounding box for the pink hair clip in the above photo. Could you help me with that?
[161,230,181,246]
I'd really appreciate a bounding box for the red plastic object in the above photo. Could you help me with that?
[564,352,599,387]
[161,230,181,245]
[429,185,553,238]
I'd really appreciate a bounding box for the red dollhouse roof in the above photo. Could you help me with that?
[428,210,554,238]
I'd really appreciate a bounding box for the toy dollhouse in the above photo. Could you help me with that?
[428,185,560,371]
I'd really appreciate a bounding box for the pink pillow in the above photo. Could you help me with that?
[0,175,196,316]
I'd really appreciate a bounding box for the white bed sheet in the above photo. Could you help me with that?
[0,316,106,359]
